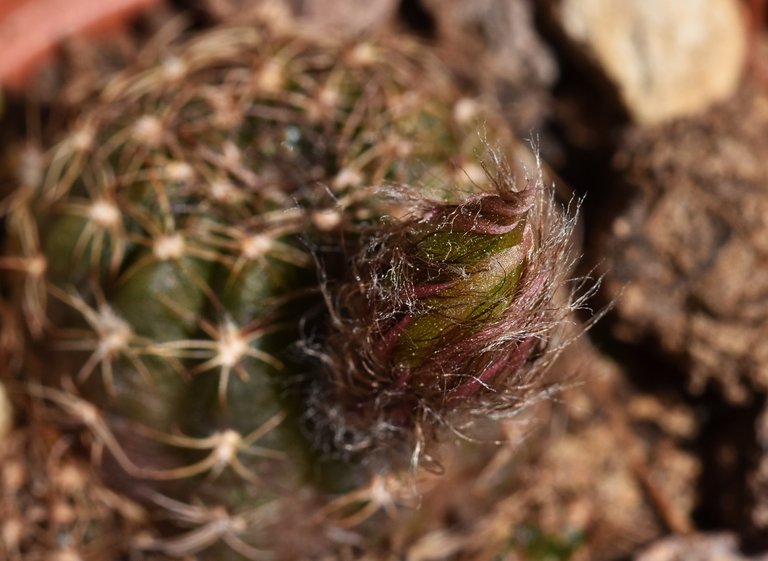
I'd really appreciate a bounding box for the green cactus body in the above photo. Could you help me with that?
[0,17,544,559]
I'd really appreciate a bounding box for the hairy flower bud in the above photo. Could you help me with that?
[319,156,581,456]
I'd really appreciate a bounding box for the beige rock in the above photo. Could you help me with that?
[551,0,747,124]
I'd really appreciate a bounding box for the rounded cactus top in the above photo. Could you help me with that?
[1,14,583,559]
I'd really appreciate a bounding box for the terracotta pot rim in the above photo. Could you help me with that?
[0,0,159,89]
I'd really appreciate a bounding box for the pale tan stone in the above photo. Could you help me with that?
[552,0,747,123]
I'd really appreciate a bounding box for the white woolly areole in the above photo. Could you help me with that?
[96,306,133,355]
[210,180,238,202]
[132,116,164,146]
[88,200,121,229]
[153,233,186,261]
[27,254,48,277]
[70,127,95,151]
[241,234,273,260]
[312,209,342,231]
[165,162,194,182]
[161,56,187,81]
[217,322,248,368]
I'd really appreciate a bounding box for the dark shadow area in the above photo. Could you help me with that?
[397,0,436,37]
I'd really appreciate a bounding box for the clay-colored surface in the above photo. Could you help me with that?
[0,0,159,87]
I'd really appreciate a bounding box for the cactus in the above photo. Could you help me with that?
[1,14,581,561]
